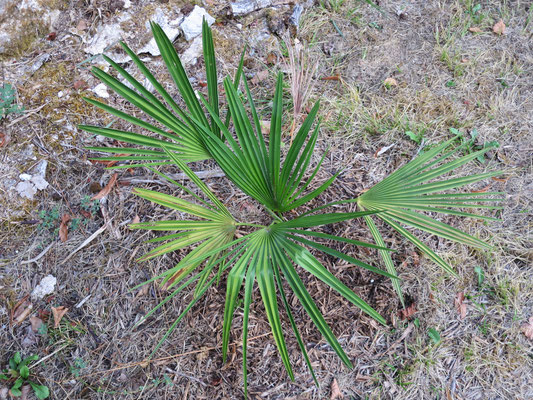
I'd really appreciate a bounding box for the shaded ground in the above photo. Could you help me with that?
[1,0,532,399]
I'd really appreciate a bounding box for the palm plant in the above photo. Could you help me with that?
[81,20,504,393]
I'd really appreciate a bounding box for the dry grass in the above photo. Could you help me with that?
[1,0,532,399]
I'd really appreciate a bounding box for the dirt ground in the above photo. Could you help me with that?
[1,0,532,399]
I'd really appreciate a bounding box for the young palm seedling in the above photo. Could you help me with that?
[82,20,503,393]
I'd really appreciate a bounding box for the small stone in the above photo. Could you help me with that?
[181,36,203,65]
[31,175,48,190]
[15,181,37,200]
[19,173,32,181]
[57,91,64,98]
[92,83,109,98]
[139,8,183,56]
[85,23,123,55]
[31,275,57,300]
[180,5,215,41]
[231,0,273,16]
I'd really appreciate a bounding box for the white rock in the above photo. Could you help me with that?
[231,0,273,16]
[181,36,203,66]
[31,275,57,300]
[19,173,32,181]
[92,83,109,98]
[57,91,64,98]
[139,8,183,56]
[15,181,36,200]
[85,23,123,55]
[180,5,215,41]
[123,0,131,8]
[31,175,49,190]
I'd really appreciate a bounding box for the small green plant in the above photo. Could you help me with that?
[404,130,424,144]
[80,195,100,215]
[0,83,24,119]
[0,352,49,399]
[427,328,441,344]
[37,207,60,236]
[450,128,499,162]
[81,19,504,394]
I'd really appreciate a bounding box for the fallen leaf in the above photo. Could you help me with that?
[251,70,269,85]
[374,143,395,158]
[91,173,118,200]
[522,316,533,340]
[455,292,467,320]
[384,77,398,87]
[321,75,341,81]
[398,302,417,320]
[132,215,140,224]
[0,132,7,147]
[46,32,57,41]
[260,120,271,136]
[51,306,68,328]
[330,378,343,399]
[468,27,482,33]
[29,316,44,332]
[472,184,492,193]
[59,214,71,242]
[411,251,420,267]
[76,19,88,32]
[491,176,508,182]
[20,384,30,400]
[493,19,505,35]
[12,299,33,326]
[266,52,277,65]
[73,80,88,90]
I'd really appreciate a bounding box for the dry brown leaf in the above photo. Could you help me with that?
[76,19,88,32]
[522,316,533,340]
[398,302,417,320]
[330,378,343,399]
[468,27,482,33]
[266,52,277,65]
[260,120,271,136]
[493,19,505,35]
[73,79,88,90]
[0,132,7,147]
[251,70,269,85]
[59,214,71,242]
[51,306,68,328]
[384,77,398,87]
[29,316,44,332]
[12,299,33,326]
[91,173,118,200]
[472,184,492,193]
[455,292,467,320]
[321,75,341,81]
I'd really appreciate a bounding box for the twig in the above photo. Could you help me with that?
[20,241,55,265]
[60,332,272,383]
[29,342,69,368]
[61,221,111,265]
[121,170,226,185]
[6,104,46,127]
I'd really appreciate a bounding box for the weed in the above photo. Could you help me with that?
[0,352,49,399]
[0,83,24,119]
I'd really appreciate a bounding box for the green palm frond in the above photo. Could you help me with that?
[357,138,505,302]
[192,73,336,214]
[81,20,244,165]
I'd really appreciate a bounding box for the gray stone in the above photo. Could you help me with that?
[231,0,273,16]
[180,5,215,41]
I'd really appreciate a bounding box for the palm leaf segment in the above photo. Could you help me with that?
[357,138,504,304]
[79,20,244,166]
